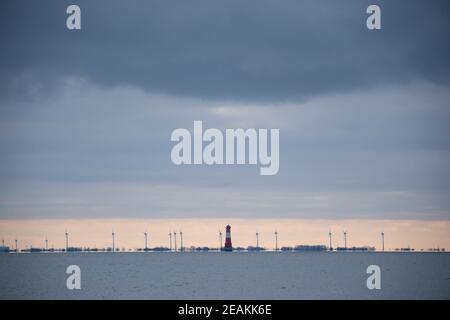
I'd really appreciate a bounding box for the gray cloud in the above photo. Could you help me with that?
[1,181,449,220]
[0,78,449,219]
[0,0,449,102]
[0,1,449,220]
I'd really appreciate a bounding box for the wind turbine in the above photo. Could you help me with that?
[65,230,69,252]
[219,230,223,251]
[144,231,148,251]
[381,231,385,252]
[112,229,115,252]
[256,231,259,249]
[174,232,177,251]
[169,232,172,251]
[344,231,347,250]
[15,239,18,253]
[274,231,278,251]
[45,237,48,251]
[180,231,183,251]
[329,231,333,251]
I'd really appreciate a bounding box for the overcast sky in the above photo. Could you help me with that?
[0,0,449,220]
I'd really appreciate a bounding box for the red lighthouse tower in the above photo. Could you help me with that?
[223,225,233,251]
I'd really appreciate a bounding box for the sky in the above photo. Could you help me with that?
[1,218,450,251]
[0,1,449,249]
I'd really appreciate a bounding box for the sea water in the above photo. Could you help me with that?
[0,252,449,299]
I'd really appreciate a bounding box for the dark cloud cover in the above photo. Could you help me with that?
[0,0,449,102]
[0,1,449,219]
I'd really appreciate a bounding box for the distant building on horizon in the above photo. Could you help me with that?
[0,246,10,253]
[294,245,327,252]
[336,246,375,251]
[247,246,266,252]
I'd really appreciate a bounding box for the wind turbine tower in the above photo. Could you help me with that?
[65,230,69,252]
[256,232,259,249]
[344,231,347,250]
[381,232,385,252]
[274,231,278,251]
[45,237,48,251]
[329,231,333,251]
[15,239,18,253]
[112,230,115,252]
[174,232,177,251]
[180,231,183,251]
[144,231,148,251]
[169,232,172,251]
[219,231,223,251]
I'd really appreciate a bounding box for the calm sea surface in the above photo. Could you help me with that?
[1,252,449,299]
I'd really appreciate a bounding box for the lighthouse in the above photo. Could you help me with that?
[223,225,233,251]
